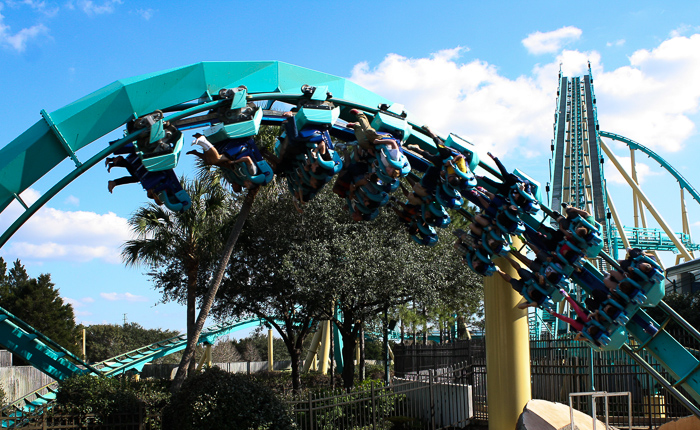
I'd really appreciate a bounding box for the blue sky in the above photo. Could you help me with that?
[1,1,700,335]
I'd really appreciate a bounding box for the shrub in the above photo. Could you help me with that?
[56,374,170,425]
[163,367,295,430]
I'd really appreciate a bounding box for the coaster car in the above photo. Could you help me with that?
[128,110,184,172]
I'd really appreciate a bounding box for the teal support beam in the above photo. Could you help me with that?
[600,130,700,206]
[40,109,81,168]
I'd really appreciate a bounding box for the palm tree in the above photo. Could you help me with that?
[122,176,233,374]
[171,124,281,390]
[171,185,259,391]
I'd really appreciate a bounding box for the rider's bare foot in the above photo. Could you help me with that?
[292,197,303,214]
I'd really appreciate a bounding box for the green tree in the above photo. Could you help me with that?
[172,187,259,391]
[122,177,233,375]
[170,124,280,391]
[648,291,700,332]
[85,323,180,363]
[0,259,80,356]
[214,182,325,391]
[215,185,482,389]
[164,367,294,430]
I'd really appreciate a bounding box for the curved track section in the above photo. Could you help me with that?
[0,313,270,426]
[1,62,700,416]
[0,62,392,248]
[599,130,700,206]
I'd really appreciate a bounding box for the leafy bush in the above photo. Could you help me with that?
[56,374,170,425]
[163,367,295,430]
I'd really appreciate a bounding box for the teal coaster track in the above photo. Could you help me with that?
[599,130,700,253]
[0,304,273,426]
[0,62,700,420]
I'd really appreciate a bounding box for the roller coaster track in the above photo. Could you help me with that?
[0,309,269,427]
[0,61,699,422]
[599,130,700,206]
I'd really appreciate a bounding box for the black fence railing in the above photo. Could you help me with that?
[393,339,485,375]
[285,361,475,430]
[394,332,700,429]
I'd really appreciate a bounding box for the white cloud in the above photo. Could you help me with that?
[63,297,92,316]
[77,0,121,15]
[606,39,625,47]
[0,188,131,264]
[100,292,148,302]
[522,26,582,55]
[595,34,700,152]
[348,31,700,160]
[602,155,660,186]
[669,24,699,38]
[349,47,558,156]
[64,195,80,206]
[64,297,81,307]
[0,4,49,52]
[65,296,94,307]
[5,0,59,17]
[134,8,153,20]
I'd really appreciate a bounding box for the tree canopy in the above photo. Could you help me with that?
[0,258,80,357]
[84,323,180,363]
[214,182,483,388]
[122,176,233,374]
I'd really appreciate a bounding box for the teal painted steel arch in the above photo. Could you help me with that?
[0,61,391,213]
[0,61,393,248]
[599,130,700,206]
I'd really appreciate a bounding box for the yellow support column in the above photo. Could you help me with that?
[601,138,693,261]
[268,328,274,372]
[303,328,323,373]
[484,251,531,429]
[319,320,331,375]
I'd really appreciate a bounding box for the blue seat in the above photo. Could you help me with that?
[411,231,438,247]
[554,240,584,268]
[567,215,604,257]
[465,250,496,276]
[508,185,540,215]
[435,182,464,209]
[422,201,451,228]
[417,221,437,237]
[126,153,191,212]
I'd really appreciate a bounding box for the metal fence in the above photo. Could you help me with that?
[394,340,484,375]
[0,404,161,430]
[393,334,700,429]
[286,361,474,430]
